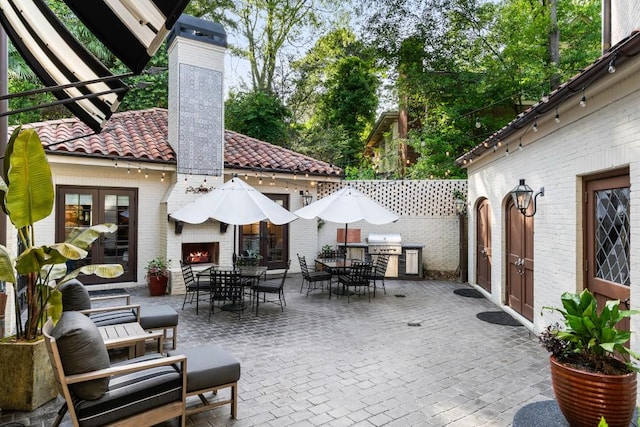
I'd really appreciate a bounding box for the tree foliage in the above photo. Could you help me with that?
[225,90,291,146]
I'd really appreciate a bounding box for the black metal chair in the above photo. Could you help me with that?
[297,254,332,297]
[371,254,390,297]
[210,269,244,319]
[180,261,211,314]
[337,262,373,303]
[252,260,290,315]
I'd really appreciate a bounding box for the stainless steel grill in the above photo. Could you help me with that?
[367,233,402,255]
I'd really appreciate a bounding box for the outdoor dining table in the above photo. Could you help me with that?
[197,265,268,313]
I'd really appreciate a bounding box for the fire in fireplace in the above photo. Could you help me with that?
[182,242,219,265]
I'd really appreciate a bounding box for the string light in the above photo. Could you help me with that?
[161,171,165,183]
[532,119,538,132]
[114,160,118,168]
[127,167,131,174]
[144,170,148,179]
[505,144,510,156]
[580,89,587,107]
[138,165,141,174]
[608,59,616,74]
[518,139,523,151]
[475,117,481,128]
[555,107,560,123]
[244,173,248,180]
[541,93,549,103]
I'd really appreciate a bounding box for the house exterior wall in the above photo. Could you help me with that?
[316,180,466,273]
[611,1,640,46]
[464,54,640,351]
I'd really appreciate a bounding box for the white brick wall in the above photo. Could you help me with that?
[465,52,640,348]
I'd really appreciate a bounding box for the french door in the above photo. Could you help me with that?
[56,186,137,284]
[584,171,630,330]
[239,194,289,270]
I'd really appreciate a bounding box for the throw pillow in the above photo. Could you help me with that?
[52,311,110,400]
[58,279,91,311]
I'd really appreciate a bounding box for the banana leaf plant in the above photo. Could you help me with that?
[0,128,123,340]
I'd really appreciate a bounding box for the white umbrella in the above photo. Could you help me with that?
[294,186,399,253]
[169,177,298,258]
[170,177,297,226]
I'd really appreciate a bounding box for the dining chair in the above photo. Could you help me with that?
[337,261,373,303]
[297,254,332,297]
[210,269,244,320]
[180,261,211,315]
[370,254,390,297]
[253,260,290,315]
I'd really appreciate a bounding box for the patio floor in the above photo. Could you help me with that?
[0,275,555,426]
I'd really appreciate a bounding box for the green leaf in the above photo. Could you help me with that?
[4,128,53,229]
[0,244,16,283]
[65,224,117,249]
[59,264,124,284]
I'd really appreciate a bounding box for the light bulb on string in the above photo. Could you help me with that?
[532,119,538,132]
[555,107,560,123]
[144,170,148,179]
[608,59,616,74]
[541,93,549,103]
[138,165,142,174]
[475,117,481,128]
[580,89,587,107]
[505,144,510,156]
[114,160,118,168]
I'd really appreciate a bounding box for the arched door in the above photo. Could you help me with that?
[506,197,534,321]
[476,199,492,291]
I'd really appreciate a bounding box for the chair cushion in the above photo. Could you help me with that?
[139,305,179,329]
[168,344,240,393]
[75,353,183,426]
[52,311,111,400]
[58,279,92,311]
[89,310,138,327]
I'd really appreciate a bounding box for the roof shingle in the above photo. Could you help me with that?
[17,108,342,177]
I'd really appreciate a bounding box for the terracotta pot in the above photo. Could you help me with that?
[147,275,168,296]
[550,355,637,427]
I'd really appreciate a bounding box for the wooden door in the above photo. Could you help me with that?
[476,199,492,291]
[585,172,630,330]
[506,197,534,321]
[239,194,290,269]
[56,186,137,284]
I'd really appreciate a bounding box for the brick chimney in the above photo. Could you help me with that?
[163,15,228,292]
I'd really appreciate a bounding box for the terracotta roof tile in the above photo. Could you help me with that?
[15,108,342,177]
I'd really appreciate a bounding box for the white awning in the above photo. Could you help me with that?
[63,0,191,74]
[0,0,129,132]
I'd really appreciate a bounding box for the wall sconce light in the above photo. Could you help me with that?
[174,220,184,234]
[510,179,544,217]
[301,190,313,206]
[454,198,466,215]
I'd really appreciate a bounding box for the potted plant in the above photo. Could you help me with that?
[0,128,124,410]
[540,289,640,427]
[146,256,170,296]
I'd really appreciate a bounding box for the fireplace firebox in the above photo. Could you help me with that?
[182,242,219,265]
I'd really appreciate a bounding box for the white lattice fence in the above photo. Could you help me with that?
[316,179,468,273]
[317,180,467,216]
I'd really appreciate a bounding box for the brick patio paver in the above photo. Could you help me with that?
[0,275,554,426]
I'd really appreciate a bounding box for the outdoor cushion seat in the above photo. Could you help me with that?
[168,344,241,417]
[139,305,179,349]
[43,312,187,427]
[59,279,179,348]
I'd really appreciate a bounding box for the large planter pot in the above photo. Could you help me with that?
[148,275,168,296]
[550,355,637,427]
[0,338,57,411]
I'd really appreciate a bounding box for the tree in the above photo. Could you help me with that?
[233,0,335,94]
[225,90,291,146]
[318,56,379,167]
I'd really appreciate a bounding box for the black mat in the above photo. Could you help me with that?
[453,288,484,298]
[476,311,522,326]
[88,288,127,297]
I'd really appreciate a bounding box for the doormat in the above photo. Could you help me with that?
[88,288,127,297]
[476,311,523,326]
[453,288,484,298]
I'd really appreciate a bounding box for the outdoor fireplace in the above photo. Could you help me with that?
[182,242,219,265]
